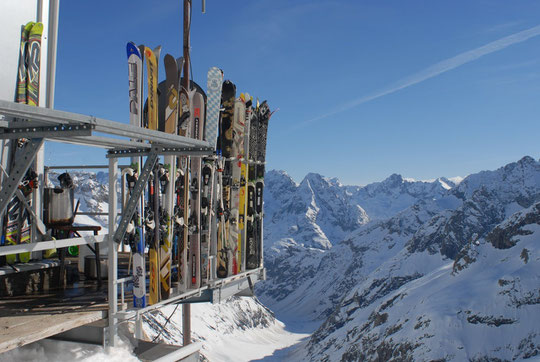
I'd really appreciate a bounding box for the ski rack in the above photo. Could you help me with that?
[114,268,265,321]
[0,99,266,353]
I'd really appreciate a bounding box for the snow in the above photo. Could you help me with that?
[0,338,138,362]
[197,313,308,361]
[142,297,310,361]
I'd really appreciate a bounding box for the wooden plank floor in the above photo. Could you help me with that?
[0,281,108,353]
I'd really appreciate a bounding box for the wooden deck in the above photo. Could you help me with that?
[0,278,108,353]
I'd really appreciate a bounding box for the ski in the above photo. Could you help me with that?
[127,42,146,308]
[26,22,43,107]
[230,97,246,274]
[216,80,236,278]
[238,93,253,272]
[188,88,206,288]
[177,80,190,292]
[144,45,161,304]
[245,99,259,270]
[16,22,34,103]
[249,101,272,269]
[200,159,213,283]
[159,54,179,300]
[144,46,160,131]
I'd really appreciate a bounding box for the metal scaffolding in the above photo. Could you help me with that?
[0,99,265,358]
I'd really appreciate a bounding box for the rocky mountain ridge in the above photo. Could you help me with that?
[259,156,540,361]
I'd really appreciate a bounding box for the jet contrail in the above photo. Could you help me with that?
[299,24,540,127]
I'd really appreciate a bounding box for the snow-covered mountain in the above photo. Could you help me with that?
[263,170,455,251]
[47,171,110,227]
[259,168,463,320]
[258,156,540,361]
[42,156,539,361]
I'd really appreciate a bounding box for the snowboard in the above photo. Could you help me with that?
[202,67,223,281]
[3,22,32,264]
[204,67,223,148]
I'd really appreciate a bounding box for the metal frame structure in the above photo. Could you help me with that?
[0,100,265,356]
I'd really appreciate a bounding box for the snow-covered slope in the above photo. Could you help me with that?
[305,202,540,361]
[142,297,308,361]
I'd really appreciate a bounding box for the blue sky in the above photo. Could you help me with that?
[49,0,540,185]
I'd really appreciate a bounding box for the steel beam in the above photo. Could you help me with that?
[0,100,212,149]
[0,234,107,256]
[0,123,93,139]
[107,145,214,158]
[112,151,159,244]
[0,138,44,216]
[50,136,152,150]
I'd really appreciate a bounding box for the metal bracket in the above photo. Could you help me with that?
[112,151,159,244]
[107,145,214,158]
[0,123,94,139]
[0,164,46,234]
[0,138,44,216]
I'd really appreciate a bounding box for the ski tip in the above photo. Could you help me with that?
[176,56,185,69]
[24,21,36,33]
[208,66,223,75]
[153,45,162,59]
[127,42,142,59]
[29,22,43,36]
[164,53,177,67]
[144,46,154,58]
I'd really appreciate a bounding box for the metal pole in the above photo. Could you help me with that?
[183,303,191,345]
[37,0,43,22]
[34,0,60,245]
[107,157,119,348]
[46,0,60,110]
[182,0,192,347]
[183,0,190,91]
